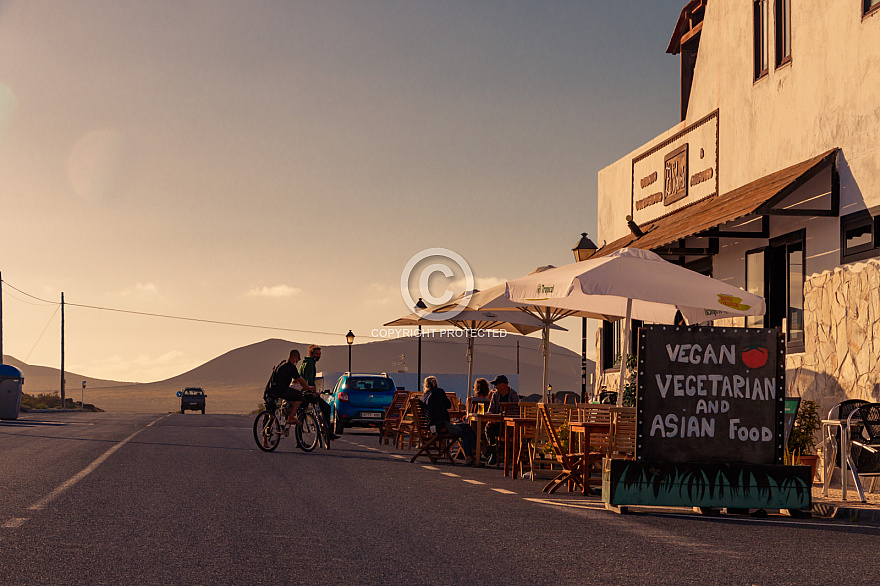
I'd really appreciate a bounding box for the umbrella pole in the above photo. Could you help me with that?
[617,298,633,407]
[467,331,474,397]
[542,323,550,402]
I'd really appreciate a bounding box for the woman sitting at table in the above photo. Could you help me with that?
[466,378,491,415]
[421,376,478,466]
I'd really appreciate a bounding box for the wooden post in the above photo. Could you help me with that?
[61,292,65,407]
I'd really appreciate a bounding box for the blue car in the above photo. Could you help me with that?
[324,373,396,435]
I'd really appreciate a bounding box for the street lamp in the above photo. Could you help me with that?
[346,330,355,372]
[415,298,427,392]
[573,233,598,401]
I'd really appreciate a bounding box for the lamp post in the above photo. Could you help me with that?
[414,298,427,392]
[572,232,597,401]
[346,330,355,372]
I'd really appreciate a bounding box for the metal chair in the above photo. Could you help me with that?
[823,399,869,501]
[850,402,880,498]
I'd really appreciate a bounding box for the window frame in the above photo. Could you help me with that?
[864,0,880,18]
[775,0,792,67]
[840,210,878,262]
[745,247,767,329]
[769,229,806,353]
[754,0,770,80]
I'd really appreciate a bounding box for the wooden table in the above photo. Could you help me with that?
[503,417,537,478]
[468,413,503,467]
[569,421,612,493]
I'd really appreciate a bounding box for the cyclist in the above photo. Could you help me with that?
[299,344,340,442]
[265,349,314,435]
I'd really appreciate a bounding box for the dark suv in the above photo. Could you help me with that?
[178,387,206,414]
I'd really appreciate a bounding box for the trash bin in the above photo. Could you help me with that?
[0,364,24,420]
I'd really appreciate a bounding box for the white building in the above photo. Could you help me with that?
[594,0,880,412]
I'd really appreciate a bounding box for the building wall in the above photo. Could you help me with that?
[598,0,880,249]
[595,1,880,404]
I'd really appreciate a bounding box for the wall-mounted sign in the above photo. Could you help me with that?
[632,110,718,225]
[636,325,784,466]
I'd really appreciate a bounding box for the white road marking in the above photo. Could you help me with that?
[28,414,168,512]
[524,498,606,510]
[3,518,28,528]
[422,466,439,471]
[463,480,485,485]
[492,488,517,495]
[389,454,406,459]
[441,473,460,478]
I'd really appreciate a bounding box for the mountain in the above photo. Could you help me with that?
[7,336,593,414]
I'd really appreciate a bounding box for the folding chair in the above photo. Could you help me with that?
[379,390,409,446]
[409,398,459,465]
[539,403,586,493]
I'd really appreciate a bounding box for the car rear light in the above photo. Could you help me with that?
[339,392,349,402]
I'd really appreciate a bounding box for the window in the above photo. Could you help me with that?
[775,0,791,66]
[841,210,879,262]
[865,0,880,17]
[746,249,766,328]
[601,319,642,371]
[767,230,805,352]
[754,0,770,79]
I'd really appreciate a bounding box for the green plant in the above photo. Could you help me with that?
[787,399,820,456]
[614,354,638,407]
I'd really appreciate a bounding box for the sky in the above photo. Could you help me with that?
[0,0,686,383]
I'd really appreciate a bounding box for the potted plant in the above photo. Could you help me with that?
[786,399,821,481]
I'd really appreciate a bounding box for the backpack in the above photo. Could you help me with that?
[263,360,287,410]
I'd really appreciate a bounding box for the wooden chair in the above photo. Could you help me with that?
[529,402,576,480]
[394,392,423,450]
[511,402,540,478]
[446,392,465,422]
[538,403,586,493]
[610,407,637,459]
[409,398,459,465]
[379,391,410,446]
[574,405,613,490]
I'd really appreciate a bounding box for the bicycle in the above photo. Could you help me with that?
[253,392,330,453]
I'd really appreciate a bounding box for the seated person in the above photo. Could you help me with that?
[466,377,491,415]
[485,374,519,466]
[421,376,478,466]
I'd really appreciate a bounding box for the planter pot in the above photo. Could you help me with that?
[798,454,819,483]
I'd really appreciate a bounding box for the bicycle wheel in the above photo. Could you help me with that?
[254,410,281,452]
[295,411,320,452]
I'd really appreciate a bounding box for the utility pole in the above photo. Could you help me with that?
[61,292,65,408]
[0,271,3,365]
[516,341,520,375]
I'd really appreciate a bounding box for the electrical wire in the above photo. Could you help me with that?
[24,304,60,363]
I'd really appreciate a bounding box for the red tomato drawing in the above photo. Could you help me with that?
[741,345,768,369]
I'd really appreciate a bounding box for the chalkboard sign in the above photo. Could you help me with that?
[636,326,785,465]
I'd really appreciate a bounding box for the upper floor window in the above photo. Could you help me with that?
[754,0,770,79]
[775,0,791,66]
[865,0,880,17]
[841,209,880,262]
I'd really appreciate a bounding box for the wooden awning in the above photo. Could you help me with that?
[592,148,839,259]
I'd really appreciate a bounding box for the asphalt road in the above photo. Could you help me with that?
[2,412,878,585]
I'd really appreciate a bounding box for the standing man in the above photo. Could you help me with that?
[299,345,340,441]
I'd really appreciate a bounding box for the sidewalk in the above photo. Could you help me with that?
[812,479,880,523]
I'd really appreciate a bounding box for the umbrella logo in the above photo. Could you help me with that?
[400,248,475,321]
[535,284,554,296]
[716,294,751,312]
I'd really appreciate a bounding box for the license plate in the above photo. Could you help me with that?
[362,412,382,418]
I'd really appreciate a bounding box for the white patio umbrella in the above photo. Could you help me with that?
[384,285,565,396]
[504,248,767,405]
[417,280,603,400]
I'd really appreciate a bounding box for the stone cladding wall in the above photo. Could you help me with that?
[788,259,880,416]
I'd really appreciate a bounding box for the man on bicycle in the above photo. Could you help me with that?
[299,344,339,442]
[265,349,314,431]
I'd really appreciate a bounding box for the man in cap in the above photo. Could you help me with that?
[484,375,519,466]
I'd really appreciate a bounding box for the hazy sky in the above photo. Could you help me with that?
[0,0,686,382]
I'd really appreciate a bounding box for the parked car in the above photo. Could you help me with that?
[178,387,206,414]
[323,373,396,435]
